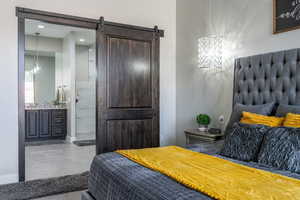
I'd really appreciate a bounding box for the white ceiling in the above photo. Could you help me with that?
[25,19,96,45]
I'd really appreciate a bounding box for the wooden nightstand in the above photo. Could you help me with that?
[184,129,225,154]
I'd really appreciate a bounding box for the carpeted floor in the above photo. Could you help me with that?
[0,172,89,200]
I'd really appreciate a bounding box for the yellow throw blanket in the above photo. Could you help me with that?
[116,146,300,200]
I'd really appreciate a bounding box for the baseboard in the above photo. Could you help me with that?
[66,135,77,143]
[66,135,95,143]
[0,173,18,185]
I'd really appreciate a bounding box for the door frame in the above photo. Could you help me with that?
[16,7,99,182]
[16,7,163,182]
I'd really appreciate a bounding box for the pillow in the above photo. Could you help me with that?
[240,112,284,127]
[275,104,300,117]
[219,123,268,161]
[257,127,300,173]
[283,113,300,128]
[225,102,275,134]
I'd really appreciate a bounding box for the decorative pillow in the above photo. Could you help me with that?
[220,123,268,161]
[257,127,300,173]
[240,112,284,127]
[283,113,300,128]
[275,104,300,117]
[225,102,275,134]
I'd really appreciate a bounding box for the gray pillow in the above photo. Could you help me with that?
[258,127,300,173]
[225,102,275,135]
[275,104,300,117]
[219,123,268,162]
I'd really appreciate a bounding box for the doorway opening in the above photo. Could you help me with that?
[23,19,96,181]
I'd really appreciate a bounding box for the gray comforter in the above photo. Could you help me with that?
[88,146,300,200]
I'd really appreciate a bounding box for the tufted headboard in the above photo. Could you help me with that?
[233,48,300,109]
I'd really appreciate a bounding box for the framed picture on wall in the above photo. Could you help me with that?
[273,0,300,34]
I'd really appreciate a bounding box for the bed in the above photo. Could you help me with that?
[82,48,300,200]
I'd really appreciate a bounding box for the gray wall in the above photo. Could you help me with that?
[25,55,56,104]
[176,0,300,145]
[176,0,209,145]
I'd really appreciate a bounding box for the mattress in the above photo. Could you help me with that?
[88,147,300,200]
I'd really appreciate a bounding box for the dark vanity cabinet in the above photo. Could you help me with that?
[25,109,67,141]
[51,110,67,137]
[39,110,52,138]
[25,110,40,140]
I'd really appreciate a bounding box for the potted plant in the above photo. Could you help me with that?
[196,114,211,131]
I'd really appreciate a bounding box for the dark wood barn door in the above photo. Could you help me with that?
[96,22,161,154]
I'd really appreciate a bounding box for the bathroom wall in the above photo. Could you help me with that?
[75,45,96,141]
[62,32,77,142]
[75,45,89,82]
[25,35,62,53]
[55,52,63,91]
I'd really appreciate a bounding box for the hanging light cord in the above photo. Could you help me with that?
[34,32,40,72]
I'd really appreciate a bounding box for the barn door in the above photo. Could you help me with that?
[96,20,162,154]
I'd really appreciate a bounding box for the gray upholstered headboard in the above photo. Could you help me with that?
[233,48,300,109]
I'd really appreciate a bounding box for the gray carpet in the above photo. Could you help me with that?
[73,140,95,147]
[0,172,89,200]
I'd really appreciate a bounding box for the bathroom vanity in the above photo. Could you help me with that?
[25,108,67,142]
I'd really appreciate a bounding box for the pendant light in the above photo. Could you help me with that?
[33,32,41,74]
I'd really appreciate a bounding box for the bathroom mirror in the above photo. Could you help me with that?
[24,29,64,105]
[25,49,58,105]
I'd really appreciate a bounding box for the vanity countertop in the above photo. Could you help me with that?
[25,106,67,110]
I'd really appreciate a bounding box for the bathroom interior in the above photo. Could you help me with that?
[24,19,96,180]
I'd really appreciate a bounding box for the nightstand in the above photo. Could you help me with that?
[184,129,225,154]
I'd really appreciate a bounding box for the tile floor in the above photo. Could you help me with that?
[25,142,95,180]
